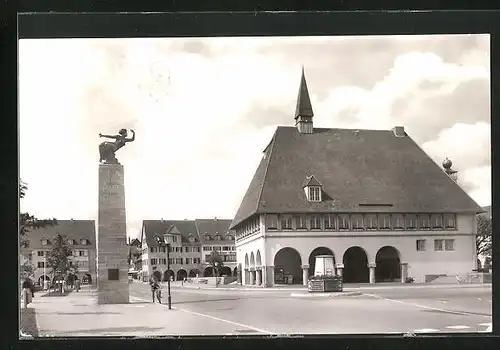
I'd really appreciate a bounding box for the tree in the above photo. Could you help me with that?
[45,234,73,281]
[476,215,492,257]
[20,261,36,281]
[19,181,58,246]
[206,250,224,277]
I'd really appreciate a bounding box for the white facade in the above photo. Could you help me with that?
[20,247,96,285]
[236,213,477,286]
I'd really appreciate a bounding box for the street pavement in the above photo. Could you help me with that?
[129,281,492,335]
[25,282,492,336]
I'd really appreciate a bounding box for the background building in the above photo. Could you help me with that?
[196,218,237,277]
[230,69,483,287]
[19,219,97,286]
[140,218,235,282]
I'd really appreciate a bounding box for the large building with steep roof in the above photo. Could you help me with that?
[19,219,97,286]
[230,68,483,287]
[139,218,236,282]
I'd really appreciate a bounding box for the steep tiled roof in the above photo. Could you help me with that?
[195,219,235,244]
[142,220,199,246]
[21,220,96,250]
[230,126,483,229]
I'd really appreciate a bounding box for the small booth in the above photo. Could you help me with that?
[308,255,343,293]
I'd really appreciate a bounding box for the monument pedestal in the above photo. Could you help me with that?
[97,163,129,304]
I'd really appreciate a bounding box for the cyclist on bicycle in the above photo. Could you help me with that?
[150,276,161,303]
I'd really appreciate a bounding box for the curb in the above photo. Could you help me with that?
[290,291,362,298]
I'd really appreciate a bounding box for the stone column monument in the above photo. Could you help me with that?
[96,128,135,304]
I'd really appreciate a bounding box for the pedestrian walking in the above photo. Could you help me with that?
[150,277,161,303]
[75,277,81,292]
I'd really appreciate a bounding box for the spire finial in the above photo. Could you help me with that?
[295,67,314,120]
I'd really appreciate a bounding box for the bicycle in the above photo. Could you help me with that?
[155,287,162,304]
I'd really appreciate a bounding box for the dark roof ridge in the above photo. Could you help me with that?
[256,129,279,214]
[406,134,483,213]
[278,125,398,133]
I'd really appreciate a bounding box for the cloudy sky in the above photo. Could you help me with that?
[19,34,491,239]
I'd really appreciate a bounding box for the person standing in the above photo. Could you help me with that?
[150,277,160,303]
[74,277,81,292]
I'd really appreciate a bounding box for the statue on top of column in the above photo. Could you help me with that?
[98,129,135,164]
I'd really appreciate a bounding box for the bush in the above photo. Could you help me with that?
[405,276,414,284]
[310,274,342,281]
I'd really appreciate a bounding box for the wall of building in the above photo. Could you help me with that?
[21,247,97,285]
[236,213,477,284]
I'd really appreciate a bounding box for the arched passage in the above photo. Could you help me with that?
[203,266,214,277]
[177,269,187,281]
[220,266,232,276]
[244,254,249,268]
[375,246,401,282]
[188,269,199,277]
[38,275,50,286]
[308,247,335,277]
[274,247,302,285]
[152,271,162,281]
[163,269,174,282]
[342,246,369,283]
[250,252,255,268]
[233,267,238,277]
[83,273,92,284]
[256,251,262,266]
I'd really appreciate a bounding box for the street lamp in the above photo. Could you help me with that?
[154,235,172,310]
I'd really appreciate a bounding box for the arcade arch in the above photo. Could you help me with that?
[308,247,335,277]
[274,247,302,285]
[163,269,174,281]
[375,246,401,282]
[177,269,188,281]
[188,269,199,277]
[342,246,369,283]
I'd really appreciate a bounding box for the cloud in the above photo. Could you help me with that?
[19,35,490,239]
[422,122,491,205]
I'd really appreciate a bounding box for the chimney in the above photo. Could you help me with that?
[392,126,406,137]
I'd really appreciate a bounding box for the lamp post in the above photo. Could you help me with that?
[155,235,172,310]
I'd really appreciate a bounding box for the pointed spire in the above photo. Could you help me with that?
[295,66,314,119]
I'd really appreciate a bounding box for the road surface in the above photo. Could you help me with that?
[129,282,492,335]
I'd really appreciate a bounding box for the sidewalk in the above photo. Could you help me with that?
[162,281,491,292]
[27,288,256,337]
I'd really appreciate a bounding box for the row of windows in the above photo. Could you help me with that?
[264,213,456,232]
[149,246,202,253]
[38,238,91,246]
[235,217,260,238]
[202,246,236,252]
[150,257,201,265]
[416,239,455,252]
[36,250,88,257]
[37,258,91,268]
[204,254,237,262]
[203,234,234,241]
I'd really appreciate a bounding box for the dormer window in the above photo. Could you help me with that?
[188,236,196,243]
[68,239,76,245]
[308,186,321,202]
[303,175,322,202]
[80,239,89,245]
[204,235,211,241]
[226,235,234,241]
[215,235,222,241]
